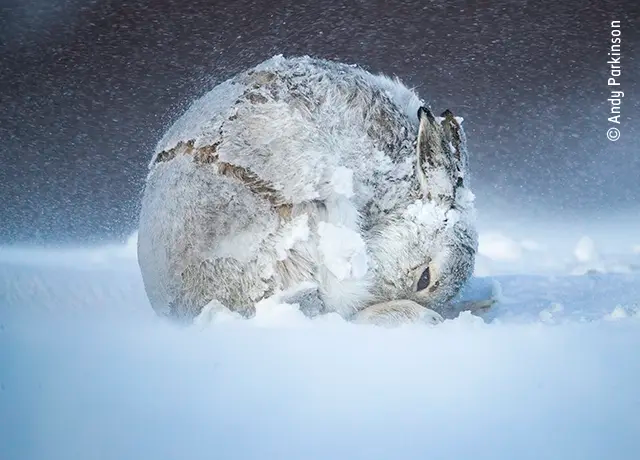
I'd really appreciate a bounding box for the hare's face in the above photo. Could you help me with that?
[366,107,477,313]
[366,200,477,313]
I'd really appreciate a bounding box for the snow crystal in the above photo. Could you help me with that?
[317,221,368,280]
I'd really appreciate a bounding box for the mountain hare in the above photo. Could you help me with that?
[138,55,479,326]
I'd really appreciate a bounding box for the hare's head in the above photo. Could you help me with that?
[366,107,477,314]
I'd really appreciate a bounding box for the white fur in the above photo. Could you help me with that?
[138,55,478,322]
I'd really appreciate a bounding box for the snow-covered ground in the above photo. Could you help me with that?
[1,224,640,459]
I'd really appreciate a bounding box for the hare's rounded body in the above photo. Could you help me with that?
[138,55,478,323]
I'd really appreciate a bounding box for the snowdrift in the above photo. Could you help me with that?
[1,230,640,460]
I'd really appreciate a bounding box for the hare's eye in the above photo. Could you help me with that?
[416,266,431,291]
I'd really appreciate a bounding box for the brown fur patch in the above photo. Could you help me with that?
[276,203,293,219]
[155,140,219,165]
[154,139,290,212]
[216,161,287,207]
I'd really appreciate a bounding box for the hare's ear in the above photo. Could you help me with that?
[415,107,467,208]
[440,109,469,187]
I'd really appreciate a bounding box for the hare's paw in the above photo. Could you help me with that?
[453,298,496,315]
[351,300,443,327]
[443,279,501,319]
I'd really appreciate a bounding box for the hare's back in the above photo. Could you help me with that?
[152,56,422,208]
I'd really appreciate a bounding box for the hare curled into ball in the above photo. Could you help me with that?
[138,55,483,327]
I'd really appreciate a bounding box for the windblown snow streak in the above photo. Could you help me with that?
[1,230,640,460]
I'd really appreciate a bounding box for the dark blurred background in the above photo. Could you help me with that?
[1,0,638,244]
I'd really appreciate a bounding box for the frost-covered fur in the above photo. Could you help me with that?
[137,55,478,322]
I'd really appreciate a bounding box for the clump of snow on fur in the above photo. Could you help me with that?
[403,199,444,227]
[274,214,310,261]
[330,167,354,198]
[259,260,275,280]
[318,222,368,280]
[455,187,476,210]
